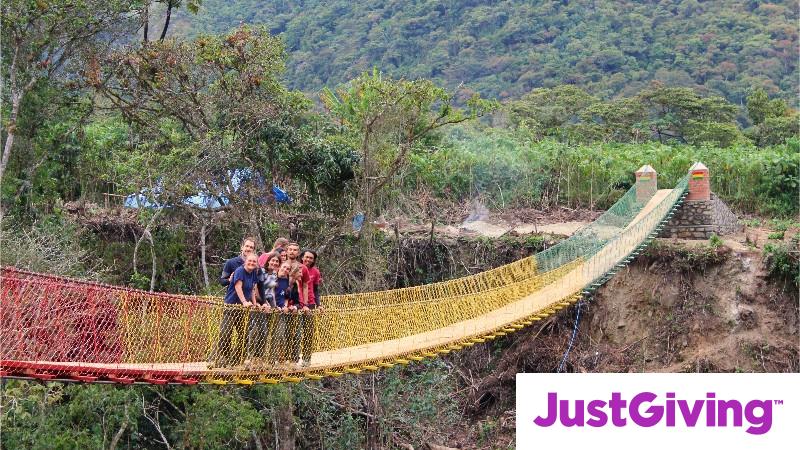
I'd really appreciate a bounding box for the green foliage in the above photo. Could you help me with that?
[746,88,800,146]
[379,360,461,445]
[508,85,598,140]
[644,241,729,272]
[173,387,265,449]
[1,381,140,450]
[763,242,800,287]
[508,84,757,147]
[176,0,798,107]
[80,116,130,195]
[709,234,723,249]
[637,84,743,146]
[767,231,785,240]
[740,218,762,228]
[0,0,139,186]
[98,25,357,217]
[404,127,800,216]
[0,215,108,280]
[129,271,151,290]
[322,69,496,217]
[747,88,772,126]
[578,97,649,143]
[407,125,799,216]
[523,234,547,252]
[290,384,366,448]
[767,218,800,232]
[749,114,800,147]
[477,418,498,446]
[0,81,97,214]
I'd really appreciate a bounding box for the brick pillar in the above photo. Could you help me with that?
[635,164,657,202]
[687,162,710,201]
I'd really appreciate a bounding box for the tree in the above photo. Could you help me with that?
[98,25,294,287]
[0,81,94,213]
[637,83,742,146]
[96,25,356,288]
[746,87,798,146]
[746,87,771,126]
[577,97,648,143]
[181,0,797,109]
[0,0,136,182]
[99,24,356,208]
[141,1,203,42]
[508,85,597,140]
[321,69,497,222]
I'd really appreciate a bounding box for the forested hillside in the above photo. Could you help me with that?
[175,0,798,104]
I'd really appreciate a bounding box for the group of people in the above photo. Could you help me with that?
[212,236,324,369]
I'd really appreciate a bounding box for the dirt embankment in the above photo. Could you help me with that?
[586,242,797,373]
[446,240,798,449]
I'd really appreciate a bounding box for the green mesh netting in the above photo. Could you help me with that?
[536,174,690,273]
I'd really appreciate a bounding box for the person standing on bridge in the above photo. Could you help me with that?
[258,237,289,268]
[213,252,260,368]
[285,261,311,367]
[300,250,323,366]
[247,253,280,366]
[220,236,256,287]
[285,242,311,307]
[302,250,323,308]
[269,260,296,365]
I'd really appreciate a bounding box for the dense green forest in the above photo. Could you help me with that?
[1,0,798,448]
[175,0,799,107]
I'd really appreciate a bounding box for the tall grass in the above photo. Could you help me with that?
[407,127,799,217]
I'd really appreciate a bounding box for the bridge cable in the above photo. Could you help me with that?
[557,299,586,373]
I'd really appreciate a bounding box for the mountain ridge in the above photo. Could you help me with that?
[174,0,798,104]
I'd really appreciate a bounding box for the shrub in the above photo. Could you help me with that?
[763,243,800,288]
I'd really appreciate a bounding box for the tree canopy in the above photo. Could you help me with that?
[175,0,798,107]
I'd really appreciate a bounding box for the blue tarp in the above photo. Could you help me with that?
[272,185,292,204]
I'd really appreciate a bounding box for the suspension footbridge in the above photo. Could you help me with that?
[1,171,690,385]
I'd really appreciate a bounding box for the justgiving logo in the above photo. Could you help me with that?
[532,392,778,435]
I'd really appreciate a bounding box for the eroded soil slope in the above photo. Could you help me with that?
[447,239,798,449]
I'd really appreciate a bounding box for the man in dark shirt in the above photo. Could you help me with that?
[219,237,256,287]
[212,252,260,368]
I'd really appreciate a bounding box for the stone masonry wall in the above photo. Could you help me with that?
[711,194,742,235]
[660,193,741,239]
